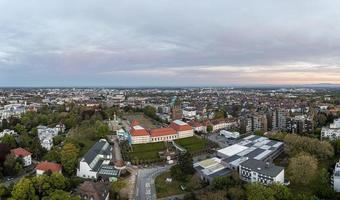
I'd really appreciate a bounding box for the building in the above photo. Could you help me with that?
[182,107,197,120]
[76,181,110,200]
[219,130,240,139]
[37,125,64,151]
[195,135,284,183]
[77,139,119,181]
[286,115,313,134]
[0,104,26,120]
[129,125,150,144]
[246,114,268,133]
[321,118,340,140]
[36,161,62,175]
[0,129,17,138]
[239,158,284,185]
[128,120,194,144]
[333,160,340,192]
[194,157,231,183]
[272,109,287,131]
[11,148,32,166]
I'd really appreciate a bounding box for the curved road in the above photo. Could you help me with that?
[134,165,172,200]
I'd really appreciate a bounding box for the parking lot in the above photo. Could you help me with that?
[207,132,240,148]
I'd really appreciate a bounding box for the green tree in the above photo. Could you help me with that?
[246,183,275,200]
[10,178,38,200]
[42,190,80,200]
[178,152,195,175]
[269,184,292,200]
[3,154,22,176]
[287,153,318,185]
[14,124,27,134]
[60,143,79,175]
[0,134,17,148]
[311,168,336,199]
[207,125,213,133]
[32,175,51,197]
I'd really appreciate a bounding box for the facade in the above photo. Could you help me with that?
[286,115,313,134]
[321,119,340,140]
[77,139,119,181]
[272,109,287,131]
[37,125,64,150]
[246,114,268,133]
[219,130,240,139]
[0,129,17,138]
[333,160,340,192]
[239,159,284,185]
[182,107,197,120]
[11,148,32,167]
[76,181,110,200]
[0,104,26,120]
[36,161,62,175]
[128,120,194,144]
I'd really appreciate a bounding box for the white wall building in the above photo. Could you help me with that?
[321,119,340,140]
[0,129,17,138]
[37,125,64,151]
[11,148,32,167]
[333,160,340,192]
[219,130,240,139]
[239,159,284,185]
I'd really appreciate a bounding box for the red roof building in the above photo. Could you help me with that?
[11,148,32,157]
[36,161,62,175]
[131,119,140,127]
[170,120,192,131]
[150,128,176,137]
[130,125,149,136]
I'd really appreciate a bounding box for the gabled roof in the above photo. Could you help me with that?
[36,161,61,172]
[83,139,111,165]
[11,148,32,157]
[76,181,109,200]
[150,128,176,137]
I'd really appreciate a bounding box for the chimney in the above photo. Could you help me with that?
[265,162,270,168]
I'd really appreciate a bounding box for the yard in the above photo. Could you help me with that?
[155,171,187,198]
[175,136,209,154]
[128,142,167,162]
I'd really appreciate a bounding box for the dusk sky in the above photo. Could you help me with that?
[1,0,340,87]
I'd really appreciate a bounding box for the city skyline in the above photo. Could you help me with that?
[1,0,340,87]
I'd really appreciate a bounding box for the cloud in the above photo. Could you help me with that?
[1,0,340,86]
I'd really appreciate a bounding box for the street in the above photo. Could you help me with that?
[134,165,171,200]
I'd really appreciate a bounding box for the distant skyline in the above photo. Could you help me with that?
[1,0,340,87]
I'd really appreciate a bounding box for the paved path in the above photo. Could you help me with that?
[134,165,171,200]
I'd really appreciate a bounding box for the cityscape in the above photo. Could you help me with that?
[1,1,340,200]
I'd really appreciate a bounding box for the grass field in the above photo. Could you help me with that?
[155,171,187,198]
[129,142,166,161]
[175,136,208,153]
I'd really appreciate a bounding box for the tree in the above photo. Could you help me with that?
[206,125,213,133]
[178,152,195,175]
[246,183,275,200]
[14,124,26,134]
[0,134,17,148]
[311,168,336,199]
[49,173,68,191]
[211,176,231,190]
[3,154,22,176]
[10,178,38,200]
[60,143,79,175]
[42,190,80,200]
[227,187,246,200]
[287,153,318,185]
[269,184,292,200]
[170,165,183,181]
[32,175,51,198]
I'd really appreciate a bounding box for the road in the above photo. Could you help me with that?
[134,165,171,200]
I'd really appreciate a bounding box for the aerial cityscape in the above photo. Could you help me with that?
[1,1,340,200]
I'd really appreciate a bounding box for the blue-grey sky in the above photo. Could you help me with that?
[1,0,340,87]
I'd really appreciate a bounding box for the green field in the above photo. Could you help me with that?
[155,171,187,198]
[129,142,166,161]
[175,136,208,153]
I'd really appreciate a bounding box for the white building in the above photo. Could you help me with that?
[37,125,64,151]
[11,148,32,167]
[333,160,340,192]
[1,104,26,120]
[182,107,197,120]
[77,139,116,180]
[239,159,284,185]
[219,130,240,139]
[0,129,17,138]
[321,119,340,140]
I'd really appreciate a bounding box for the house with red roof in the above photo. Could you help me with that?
[36,161,62,175]
[129,119,194,144]
[11,148,32,166]
[129,125,150,144]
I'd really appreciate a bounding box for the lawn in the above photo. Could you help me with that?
[155,171,187,198]
[129,142,166,161]
[175,136,208,154]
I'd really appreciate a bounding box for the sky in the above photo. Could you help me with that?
[1,0,340,87]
